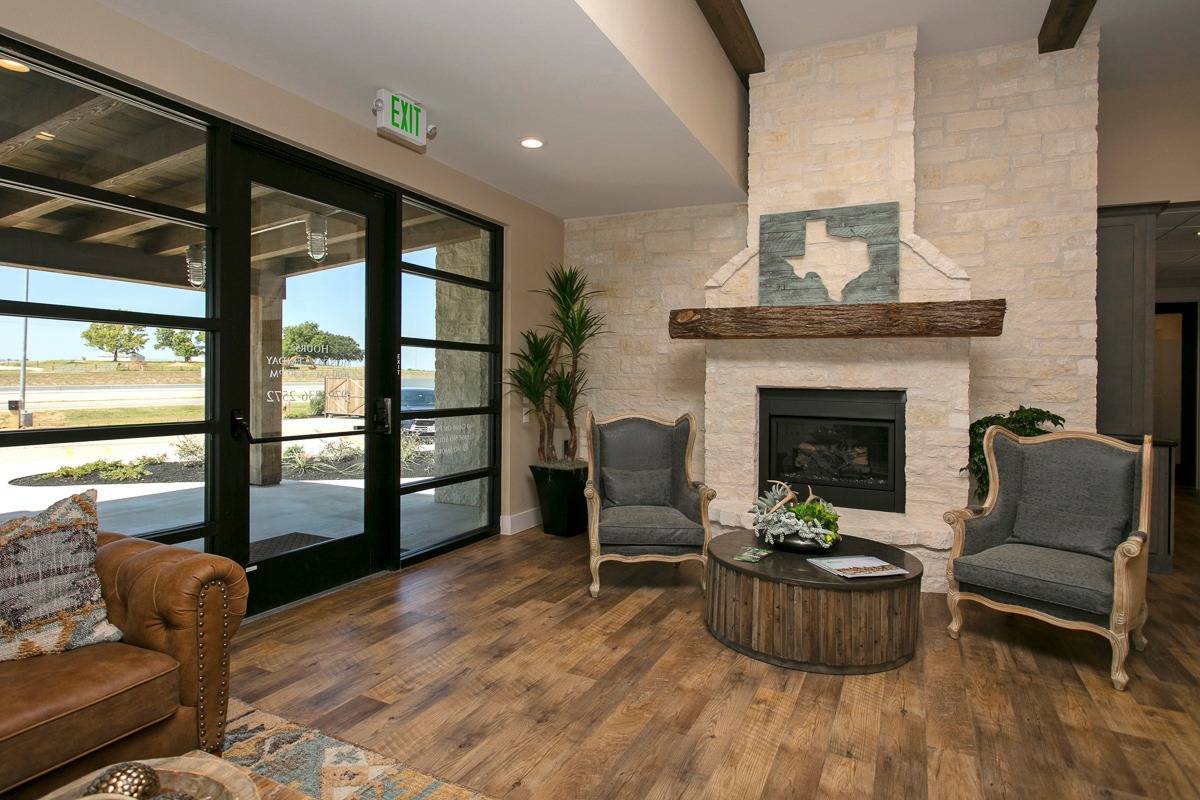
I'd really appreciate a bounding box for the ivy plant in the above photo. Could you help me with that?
[962,405,1065,502]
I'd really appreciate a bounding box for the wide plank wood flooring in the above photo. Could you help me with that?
[230,492,1200,799]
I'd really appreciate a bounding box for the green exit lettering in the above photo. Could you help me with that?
[391,96,421,137]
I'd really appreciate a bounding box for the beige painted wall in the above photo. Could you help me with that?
[575,0,748,195]
[1,0,563,522]
[1098,78,1200,206]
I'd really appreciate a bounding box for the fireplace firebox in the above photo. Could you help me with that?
[758,389,905,513]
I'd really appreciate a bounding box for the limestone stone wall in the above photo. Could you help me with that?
[749,28,920,242]
[915,31,1100,428]
[563,203,748,472]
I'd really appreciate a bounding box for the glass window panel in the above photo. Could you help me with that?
[399,347,489,410]
[249,185,365,439]
[0,185,206,316]
[400,477,489,553]
[400,200,491,280]
[0,435,206,534]
[248,434,365,560]
[401,272,490,345]
[0,318,205,429]
[0,53,207,211]
[399,413,490,481]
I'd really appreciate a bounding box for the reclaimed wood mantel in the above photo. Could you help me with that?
[668,299,1006,340]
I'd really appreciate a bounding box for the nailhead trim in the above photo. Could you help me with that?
[196,579,232,752]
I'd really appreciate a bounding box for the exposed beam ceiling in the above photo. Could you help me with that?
[1038,0,1098,54]
[50,0,1200,222]
[694,0,766,81]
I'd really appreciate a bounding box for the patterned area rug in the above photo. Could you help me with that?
[223,698,496,800]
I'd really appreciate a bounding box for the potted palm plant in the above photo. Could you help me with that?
[506,264,605,535]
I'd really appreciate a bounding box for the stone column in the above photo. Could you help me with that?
[432,235,489,514]
[249,258,285,485]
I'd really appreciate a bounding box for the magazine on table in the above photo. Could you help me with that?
[807,555,907,578]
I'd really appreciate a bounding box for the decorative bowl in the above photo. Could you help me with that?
[40,756,258,800]
[774,533,839,554]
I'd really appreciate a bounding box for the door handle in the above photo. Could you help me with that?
[232,408,390,444]
[356,398,391,434]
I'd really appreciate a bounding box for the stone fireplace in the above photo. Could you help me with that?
[701,28,976,591]
[569,27,1100,593]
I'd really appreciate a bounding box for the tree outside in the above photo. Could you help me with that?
[282,321,364,364]
[155,329,206,362]
[80,322,148,361]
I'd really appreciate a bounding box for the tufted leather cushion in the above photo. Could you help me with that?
[0,642,179,791]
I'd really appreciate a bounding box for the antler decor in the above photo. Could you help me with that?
[750,480,840,549]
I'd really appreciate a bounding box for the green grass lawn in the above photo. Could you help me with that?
[0,360,382,386]
[1,405,206,429]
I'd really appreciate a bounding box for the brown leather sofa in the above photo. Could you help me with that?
[0,533,249,799]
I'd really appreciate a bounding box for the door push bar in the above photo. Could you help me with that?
[232,398,392,444]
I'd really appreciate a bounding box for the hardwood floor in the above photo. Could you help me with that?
[230,492,1200,799]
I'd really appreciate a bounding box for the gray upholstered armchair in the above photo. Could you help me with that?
[944,427,1153,690]
[584,412,716,598]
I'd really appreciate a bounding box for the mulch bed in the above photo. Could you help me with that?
[11,452,434,486]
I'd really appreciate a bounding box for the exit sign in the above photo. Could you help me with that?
[376,88,427,151]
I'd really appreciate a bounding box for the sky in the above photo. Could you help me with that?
[0,248,438,368]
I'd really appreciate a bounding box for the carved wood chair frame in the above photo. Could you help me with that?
[584,411,716,598]
[944,427,1153,690]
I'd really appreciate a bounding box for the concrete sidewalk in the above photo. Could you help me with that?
[1,433,485,554]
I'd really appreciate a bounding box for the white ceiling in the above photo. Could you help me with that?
[96,0,1199,220]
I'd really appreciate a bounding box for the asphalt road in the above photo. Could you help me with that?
[6,382,321,410]
[5,378,434,410]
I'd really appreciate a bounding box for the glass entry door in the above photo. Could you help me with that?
[228,146,391,612]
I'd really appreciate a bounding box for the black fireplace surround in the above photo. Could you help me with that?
[759,388,906,513]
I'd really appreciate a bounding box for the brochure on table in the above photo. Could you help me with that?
[807,555,907,578]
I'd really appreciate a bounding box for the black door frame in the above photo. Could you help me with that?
[222,139,394,614]
[1155,302,1198,487]
[0,33,504,616]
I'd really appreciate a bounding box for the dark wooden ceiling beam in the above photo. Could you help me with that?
[1038,0,1097,54]
[0,96,123,164]
[0,145,205,228]
[0,226,187,288]
[402,216,487,253]
[694,0,765,82]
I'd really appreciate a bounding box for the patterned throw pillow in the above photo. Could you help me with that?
[0,490,123,662]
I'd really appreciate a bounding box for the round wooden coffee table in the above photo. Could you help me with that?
[705,530,923,674]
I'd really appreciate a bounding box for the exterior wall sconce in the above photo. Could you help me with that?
[185,242,206,288]
[306,213,328,263]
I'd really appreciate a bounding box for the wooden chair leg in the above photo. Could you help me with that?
[589,557,601,598]
[1110,633,1132,691]
[946,591,963,639]
[1131,603,1149,652]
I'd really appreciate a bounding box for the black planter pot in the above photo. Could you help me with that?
[530,463,588,537]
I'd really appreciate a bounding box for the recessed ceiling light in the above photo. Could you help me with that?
[34,131,55,141]
[519,137,544,149]
[0,58,30,73]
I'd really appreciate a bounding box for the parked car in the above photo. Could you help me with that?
[400,386,435,436]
